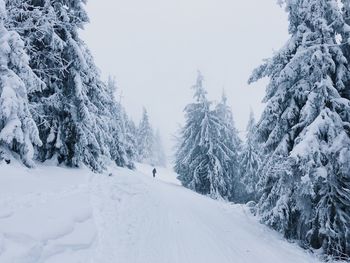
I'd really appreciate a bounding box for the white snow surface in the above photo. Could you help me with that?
[0,161,322,263]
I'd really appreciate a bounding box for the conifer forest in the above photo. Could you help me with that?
[0,1,350,262]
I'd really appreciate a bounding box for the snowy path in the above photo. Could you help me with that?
[0,163,321,263]
[90,164,320,263]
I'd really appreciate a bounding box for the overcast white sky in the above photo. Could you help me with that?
[80,0,289,154]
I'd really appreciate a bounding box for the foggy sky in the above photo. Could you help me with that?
[80,0,289,155]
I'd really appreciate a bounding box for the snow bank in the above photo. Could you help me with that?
[0,162,95,263]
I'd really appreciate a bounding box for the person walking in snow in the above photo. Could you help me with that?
[152,168,157,178]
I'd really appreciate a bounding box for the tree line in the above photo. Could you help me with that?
[0,0,165,170]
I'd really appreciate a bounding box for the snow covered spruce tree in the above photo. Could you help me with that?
[0,0,44,167]
[6,0,130,171]
[175,72,240,200]
[135,109,167,167]
[105,76,131,168]
[136,108,154,164]
[122,112,137,168]
[214,91,242,201]
[249,0,350,258]
[240,110,261,202]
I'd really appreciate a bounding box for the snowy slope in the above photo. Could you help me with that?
[0,162,95,263]
[0,162,322,263]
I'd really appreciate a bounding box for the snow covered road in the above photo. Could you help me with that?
[90,164,320,263]
[0,163,321,263]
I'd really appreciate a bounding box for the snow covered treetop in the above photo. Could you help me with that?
[192,71,207,103]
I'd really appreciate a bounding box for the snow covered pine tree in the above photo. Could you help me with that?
[0,0,43,167]
[175,72,241,200]
[249,0,350,259]
[105,76,131,168]
[214,91,242,201]
[122,113,138,167]
[152,129,167,167]
[240,110,261,202]
[136,108,154,164]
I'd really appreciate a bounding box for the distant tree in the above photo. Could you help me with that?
[175,72,240,199]
[123,113,137,168]
[240,110,261,201]
[137,108,154,163]
[152,129,167,167]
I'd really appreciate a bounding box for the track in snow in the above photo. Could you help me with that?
[0,165,95,263]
